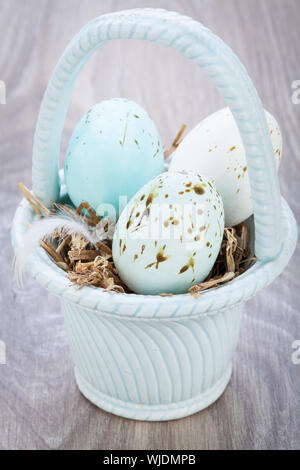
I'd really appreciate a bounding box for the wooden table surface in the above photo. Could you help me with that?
[1,0,299,450]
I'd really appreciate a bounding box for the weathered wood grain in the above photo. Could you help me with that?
[0,0,299,450]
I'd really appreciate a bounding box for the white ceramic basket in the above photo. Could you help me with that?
[11,9,297,421]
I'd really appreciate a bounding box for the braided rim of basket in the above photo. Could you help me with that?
[11,195,297,319]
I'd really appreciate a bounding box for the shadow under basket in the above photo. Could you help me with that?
[11,9,297,421]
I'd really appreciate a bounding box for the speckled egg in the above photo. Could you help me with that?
[64,98,164,217]
[169,107,282,226]
[112,171,224,295]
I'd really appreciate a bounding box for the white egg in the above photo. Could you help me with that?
[112,171,224,295]
[169,107,282,226]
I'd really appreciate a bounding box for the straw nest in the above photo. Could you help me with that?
[17,126,256,297]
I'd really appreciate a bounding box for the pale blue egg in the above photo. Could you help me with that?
[64,98,164,218]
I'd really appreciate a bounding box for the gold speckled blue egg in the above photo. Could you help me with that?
[64,98,164,217]
[112,171,224,295]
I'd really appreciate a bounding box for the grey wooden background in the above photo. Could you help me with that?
[0,0,299,450]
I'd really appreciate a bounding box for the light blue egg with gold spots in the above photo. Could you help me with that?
[112,170,224,295]
[64,98,164,218]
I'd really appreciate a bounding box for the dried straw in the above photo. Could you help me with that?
[189,223,255,298]
[164,124,187,159]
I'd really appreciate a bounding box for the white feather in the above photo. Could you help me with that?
[14,208,115,286]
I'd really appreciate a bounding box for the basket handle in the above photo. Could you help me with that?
[32,8,282,261]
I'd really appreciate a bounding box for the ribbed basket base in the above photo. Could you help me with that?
[75,363,232,421]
